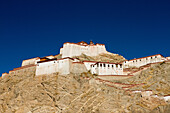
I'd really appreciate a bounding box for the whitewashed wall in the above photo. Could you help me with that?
[83,61,96,71]
[124,55,165,68]
[91,63,123,75]
[61,43,107,58]
[36,58,72,76]
[22,57,39,66]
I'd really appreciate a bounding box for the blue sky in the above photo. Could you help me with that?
[0,0,170,75]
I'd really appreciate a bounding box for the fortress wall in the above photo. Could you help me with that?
[35,58,73,76]
[124,54,165,68]
[46,55,55,59]
[96,44,107,55]
[61,42,107,58]
[36,60,58,76]
[91,63,123,75]
[71,62,88,74]
[60,48,63,54]
[83,61,97,71]
[61,59,72,75]
[9,65,36,76]
[22,57,39,66]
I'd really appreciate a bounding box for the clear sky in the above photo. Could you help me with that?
[0,0,170,75]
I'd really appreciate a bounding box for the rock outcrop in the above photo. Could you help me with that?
[73,52,126,63]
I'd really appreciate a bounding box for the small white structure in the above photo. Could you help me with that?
[60,41,107,58]
[163,96,170,102]
[91,62,123,75]
[123,54,166,68]
[1,72,8,78]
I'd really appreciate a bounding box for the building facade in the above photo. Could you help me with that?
[123,54,166,68]
[2,41,169,77]
[35,58,124,76]
[60,41,107,58]
[91,62,123,75]
[36,57,79,76]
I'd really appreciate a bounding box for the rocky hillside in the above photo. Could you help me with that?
[0,62,170,113]
[115,62,170,96]
[73,52,126,63]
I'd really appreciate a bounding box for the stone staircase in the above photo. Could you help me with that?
[95,78,144,90]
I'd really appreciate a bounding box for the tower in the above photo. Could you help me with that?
[90,40,94,45]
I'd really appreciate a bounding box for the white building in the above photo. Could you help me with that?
[83,61,97,70]
[91,62,123,75]
[36,57,74,76]
[60,41,107,58]
[123,54,166,68]
[35,56,124,76]
[5,41,168,77]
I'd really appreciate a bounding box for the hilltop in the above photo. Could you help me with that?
[0,41,169,113]
[0,61,169,113]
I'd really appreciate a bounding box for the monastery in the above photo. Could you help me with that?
[1,41,170,77]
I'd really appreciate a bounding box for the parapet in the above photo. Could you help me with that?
[21,57,40,66]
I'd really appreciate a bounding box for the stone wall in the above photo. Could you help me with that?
[9,65,36,76]
[71,62,88,74]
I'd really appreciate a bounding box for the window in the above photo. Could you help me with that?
[146,58,148,60]
[103,64,106,67]
[155,56,157,58]
[112,65,114,68]
[151,57,152,59]
[140,59,141,61]
[100,64,102,67]
[116,64,118,68]
[120,64,122,68]
[136,60,137,62]
[133,61,134,63]
[108,64,110,67]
